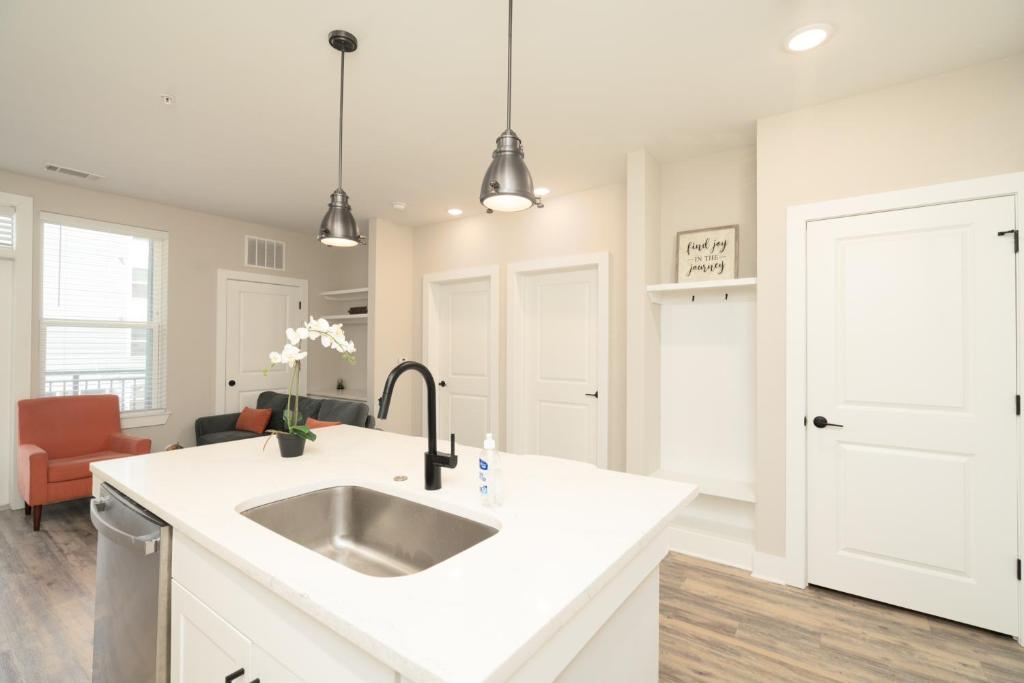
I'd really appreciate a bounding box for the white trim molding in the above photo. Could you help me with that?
[665,525,753,571]
[0,191,33,509]
[751,552,789,585]
[214,269,309,413]
[506,253,610,468]
[121,410,171,429]
[421,265,501,447]
[784,172,1024,631]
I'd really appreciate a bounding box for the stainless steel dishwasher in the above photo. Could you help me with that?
[91,483,171,683]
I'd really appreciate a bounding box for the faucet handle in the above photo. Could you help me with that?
[450,433,455,456]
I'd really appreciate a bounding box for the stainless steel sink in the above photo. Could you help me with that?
[241,486,498,577]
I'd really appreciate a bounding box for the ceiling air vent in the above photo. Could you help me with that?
[44,163,104,180]
[245,235,285,271]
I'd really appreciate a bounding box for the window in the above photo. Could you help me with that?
[40,213,168,416]
[0,205,13,249]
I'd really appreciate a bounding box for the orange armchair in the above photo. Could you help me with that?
[17,395,151,530]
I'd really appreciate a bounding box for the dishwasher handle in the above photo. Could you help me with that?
[90,497,162,555]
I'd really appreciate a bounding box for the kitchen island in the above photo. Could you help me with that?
[91,425,696,683]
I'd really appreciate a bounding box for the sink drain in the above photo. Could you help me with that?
[393,475,408,482]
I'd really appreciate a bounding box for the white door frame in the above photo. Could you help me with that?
[784,172,1024,633]
[507,253,610,468]
[214,269,309,413]
[0,191,33,509]
[422,265,500,446]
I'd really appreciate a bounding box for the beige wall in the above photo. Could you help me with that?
[410,184,629,469]
[0,169,367,450]
[368,218,416,435]
[754,53,1024,556]
[660,146,757,283]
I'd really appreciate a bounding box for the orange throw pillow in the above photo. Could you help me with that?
[306,418,341,429]
[235,407,272,433]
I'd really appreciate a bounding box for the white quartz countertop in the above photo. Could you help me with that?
[92,426,696,683]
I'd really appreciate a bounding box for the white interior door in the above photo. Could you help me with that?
[510,260,606,466]
[806,196,1018,634]
[426,275,496,449]
[223,278,305,411]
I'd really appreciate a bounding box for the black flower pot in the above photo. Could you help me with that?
[277,433,306,458]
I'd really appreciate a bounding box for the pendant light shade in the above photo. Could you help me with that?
[480,130,536,212]
[318,30,364,246]
[479,0,543,213]
[319,189,359,246]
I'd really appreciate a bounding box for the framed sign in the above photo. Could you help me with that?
[675,225,738,282]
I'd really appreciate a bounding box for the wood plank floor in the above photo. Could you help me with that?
[1,502,1022,682]
[659,554,1024,682]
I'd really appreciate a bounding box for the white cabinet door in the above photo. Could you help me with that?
[171,581,252,683]
[252,647,304,682]
[806,196,1018,634]
[223,278,304,411]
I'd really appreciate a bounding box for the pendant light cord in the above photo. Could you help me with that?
[338,50,345,190]
[506,0,513,131]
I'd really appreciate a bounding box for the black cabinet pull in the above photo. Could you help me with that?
[225,668,245,683]
[585,390,598,398]
[438,380,447,387]
[812,416,843,429]
[228,379,236,387]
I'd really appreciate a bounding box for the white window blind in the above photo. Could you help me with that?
[40,214,169,415]
[0,206,13,249]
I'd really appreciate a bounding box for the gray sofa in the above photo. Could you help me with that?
[194,391,374,446]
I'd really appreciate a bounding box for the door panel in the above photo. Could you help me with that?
[806,196,1017,634]
[429,277,494,448]
[171,581,250,683]
[517,267,599,465]
[224,279,303,411]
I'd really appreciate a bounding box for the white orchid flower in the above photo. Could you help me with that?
[268,350,282,364]
[285,327,301,345]
[280,343,307,368]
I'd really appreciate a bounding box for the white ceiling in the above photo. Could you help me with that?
[1,0,1022,230]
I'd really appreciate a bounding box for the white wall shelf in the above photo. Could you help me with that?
[651,469,755,503]
[323,313,368,323]
[320,287,369,303]
[646,277,757,304]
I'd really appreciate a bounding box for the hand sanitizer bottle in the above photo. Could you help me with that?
[479,433,502,506]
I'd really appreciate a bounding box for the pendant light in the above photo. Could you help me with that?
[479,0,543,213]
[318,30,363,247]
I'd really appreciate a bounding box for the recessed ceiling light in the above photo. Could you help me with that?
[534,187,551,197]
[391,201,407,211]
[785,24,832,53]
[447,208,463,216]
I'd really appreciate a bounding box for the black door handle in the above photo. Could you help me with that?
[225,668,245,683]
[585,390,598,398]
[438,380,447,387]
[228,379,236,387]
[812,416,843,429]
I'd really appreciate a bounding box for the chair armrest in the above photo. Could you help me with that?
[195,412,242,441]
[109,432,152,455]
[17,444,48,505]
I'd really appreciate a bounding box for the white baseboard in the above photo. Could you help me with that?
[751,551,789,585]
[665,525,753,571]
